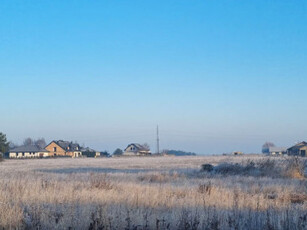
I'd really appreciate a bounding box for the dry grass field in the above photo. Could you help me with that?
[0,155,306,230]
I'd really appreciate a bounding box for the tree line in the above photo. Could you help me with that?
[9,137,47,149]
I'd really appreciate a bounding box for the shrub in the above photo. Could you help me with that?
[82,151,96,158]
[208,158,307,179]
[257,159,277,175]
[289,194,307,204]
[198,182,212,194]
[89,173,114,190]
[138,172,182,183]
[113,148,123,156]
[283,157,306,179]
[201,164,214,172]
[214,162,251,175]
[212,160,268,177]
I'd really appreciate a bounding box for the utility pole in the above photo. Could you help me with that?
[156,125,160,154]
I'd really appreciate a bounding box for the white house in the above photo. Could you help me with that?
[269,147,287,155]
[8,145,49,158]
[123,143,151,156]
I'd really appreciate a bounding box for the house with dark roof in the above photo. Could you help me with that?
[80,147,102,158]
[287,142,307,157]
[8,145,49,158]
[45,140,82,157]
[123,143,151,156]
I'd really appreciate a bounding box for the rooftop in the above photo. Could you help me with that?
[9,145,48,153]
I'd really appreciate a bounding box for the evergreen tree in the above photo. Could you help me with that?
[100,151,110,157]
[0,132,9,153]
[113,148,123,155]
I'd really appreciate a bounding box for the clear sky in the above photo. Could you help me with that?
[0,1,306,154]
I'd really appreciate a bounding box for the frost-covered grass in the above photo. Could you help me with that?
[0,155,306,229]
[205,157,307,179]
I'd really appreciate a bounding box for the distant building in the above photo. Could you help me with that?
[268,147,287,155]
[80,147,101,158]
[123,143,151,156]
[8,145,49,158]
[287,142,307,157]
[45,140,82,157]
[233,151,243,155]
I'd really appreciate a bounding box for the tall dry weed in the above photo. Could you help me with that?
[283,157,306,179]
[0,156,306,229]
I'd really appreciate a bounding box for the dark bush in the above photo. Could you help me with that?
[201,164,214,172]
[211,161,260,176]
[205,158,307,179]
[214,163,245,175]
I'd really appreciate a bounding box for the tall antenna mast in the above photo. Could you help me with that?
[156,125,160,154]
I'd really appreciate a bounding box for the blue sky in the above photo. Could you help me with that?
[0,1,306,154]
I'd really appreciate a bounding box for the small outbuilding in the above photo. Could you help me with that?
[80,147,101,158]
[269,147,287,155]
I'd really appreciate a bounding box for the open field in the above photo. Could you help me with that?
[0,155,306,230]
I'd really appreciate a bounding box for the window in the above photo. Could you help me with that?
[301,150,306,157]
[54,147,57,152]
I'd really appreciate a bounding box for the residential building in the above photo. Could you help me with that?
[8,145,49,158]
[45,140,82,157]
[123,143,151,156]
[287,142,307,157]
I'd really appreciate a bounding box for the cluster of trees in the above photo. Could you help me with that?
[81,150,110,158]
[9,137,47,149]
[262,142,275,154]
[113,148,123,155]
[162,149,197,156]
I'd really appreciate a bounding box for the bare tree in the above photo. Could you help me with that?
[35,138,46,149]
[262,142,275,154]
[143,143,150,151]
[8,141,19,150]
[23,137,34,146]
